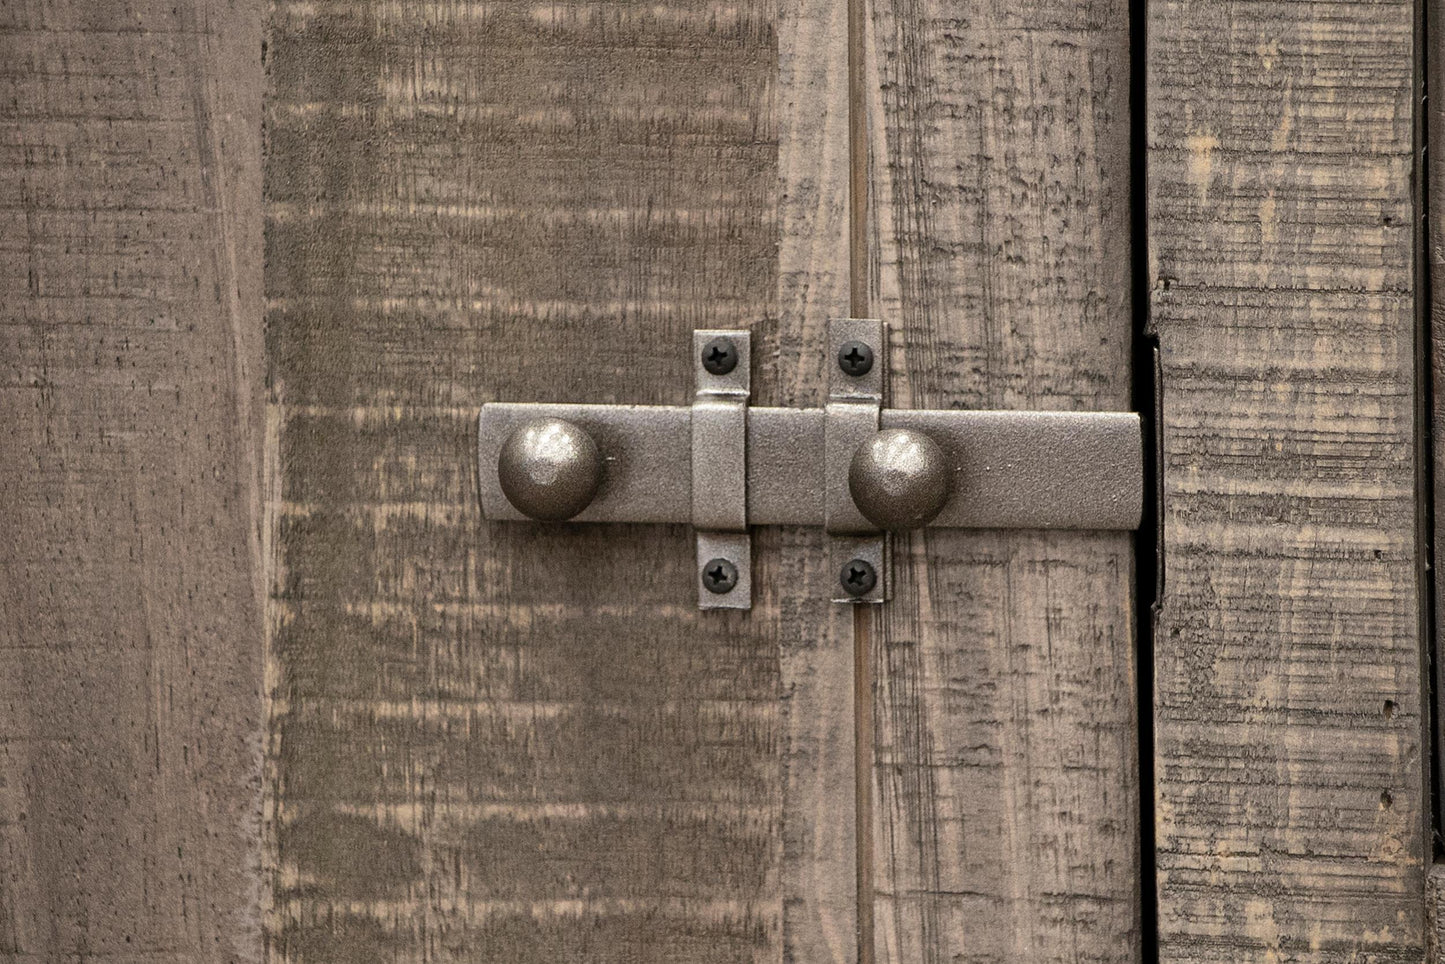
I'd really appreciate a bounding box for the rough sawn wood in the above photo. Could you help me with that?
[0,0,266,959]
[863,0,1142,959]
[1149,0,1428,959]
[263,0,851,960]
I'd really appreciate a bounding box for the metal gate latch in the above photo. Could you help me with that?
[479,320,1143,609]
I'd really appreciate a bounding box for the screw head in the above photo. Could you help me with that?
[840,559,878,597]
[837,340,875,377]
[701,337,739,376]
[497,418,603,521]
[848,428,952,531]
[702,557,739,594]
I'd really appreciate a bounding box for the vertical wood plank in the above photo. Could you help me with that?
[777,0,860,957]
[0,0,265,959]
[1429,866,1445,958]
[1149,1,1427,959]
[264,0,851,960]
[863,0,1140,959]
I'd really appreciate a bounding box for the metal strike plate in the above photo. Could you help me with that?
[479,321,1145,609]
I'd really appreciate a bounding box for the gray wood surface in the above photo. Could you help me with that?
[5,0,1436,959]
[1149,1,1428,959]
[861,0,1141,959]
[0,1,265,960]
[263,0,851,960]
[778,0,861,958]
[1430,865,1445,959]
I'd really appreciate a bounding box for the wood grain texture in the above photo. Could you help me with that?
[777,0,860,958]
[264,0,851,960]
[1149,1,1427,959]
[0,0,265,960]
[862,0,1140,959]
[1429,865,1445,960]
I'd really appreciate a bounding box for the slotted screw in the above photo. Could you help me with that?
[837,340,874,377]
[702,557,739,594]
[840,558,877,597]
[701,337,739,376]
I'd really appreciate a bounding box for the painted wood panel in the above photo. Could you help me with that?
[0,1,265,959]
[862,0,1141,959]
[1148,1,1428,959]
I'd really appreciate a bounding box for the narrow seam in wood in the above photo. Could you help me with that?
[847,0,877,956]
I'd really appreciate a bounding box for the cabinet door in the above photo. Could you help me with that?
[262,0,1141,960]
[263,3,845,960]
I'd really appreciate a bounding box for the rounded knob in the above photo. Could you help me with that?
[848,428,951,531]
[497,418,602,521]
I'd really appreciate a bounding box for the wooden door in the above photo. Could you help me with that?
[0,0,1433,962]
[262,0,1142,956]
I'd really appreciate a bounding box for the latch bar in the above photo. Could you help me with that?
[478,404,1143,531]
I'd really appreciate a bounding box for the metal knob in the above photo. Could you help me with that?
[848,428,951,531]
[497,418,602,521]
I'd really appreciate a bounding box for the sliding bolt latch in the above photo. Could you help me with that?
[480,320,1144,609]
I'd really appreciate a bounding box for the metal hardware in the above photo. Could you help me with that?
[825,319,886,602]
[696,532,750,609]
[701,336,739,376]
[849,427,951,531]
[840,558,878,597]
[831,536,886,604]
[496,417,603,521]
[479,319,1145,609]
[702,557,739,594]
[837,340,874,377]
[481,405,1143,529]
[692,330,750,608]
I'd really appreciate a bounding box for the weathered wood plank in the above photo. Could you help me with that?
[1429,866,1445,959]
[777,0,859,957]
[264,0,850,960]
[863,0,1140,959]
[1149,1,1426,959]
[0,1,265,960]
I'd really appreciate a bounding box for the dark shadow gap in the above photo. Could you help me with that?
[1417,0,1440,857]
[848,0,878,958]
[1129,0,1163,955]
